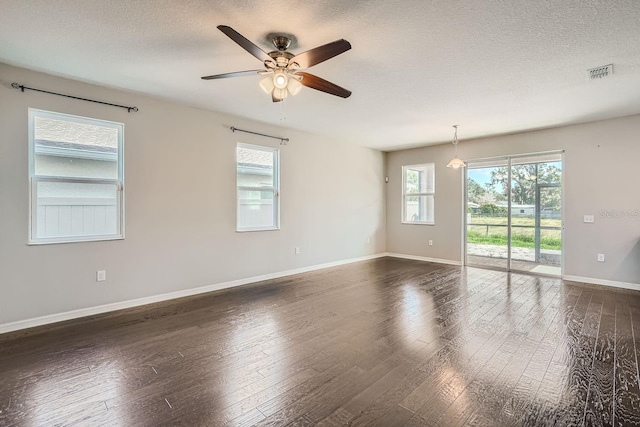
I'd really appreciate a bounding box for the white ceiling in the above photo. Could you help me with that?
[1,0,639,151]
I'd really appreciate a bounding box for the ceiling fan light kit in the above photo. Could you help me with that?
[202,25,352,102]
[259,76,274,94]
[273,70,288,89]
[259,75,302,101]
[287,77,302,96]
[273,87,288,102]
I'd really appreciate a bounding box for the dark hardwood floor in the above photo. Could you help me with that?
[2,257,640,426]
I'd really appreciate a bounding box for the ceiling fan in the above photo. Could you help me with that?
[202,25,352,102]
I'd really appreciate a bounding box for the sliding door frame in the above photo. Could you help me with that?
[464,150,564,276]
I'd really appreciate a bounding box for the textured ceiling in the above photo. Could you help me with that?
[1,0,639,151]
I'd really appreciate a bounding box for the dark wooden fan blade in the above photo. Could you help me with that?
[201,70,263,80]
[290,39,351,69]
[297,72,352,98]
[217,25,271,62]
[271,92,283,103]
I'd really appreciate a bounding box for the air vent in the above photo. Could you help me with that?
[587,64,613,80]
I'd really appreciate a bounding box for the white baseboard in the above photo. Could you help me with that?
[385,252,462,266]
[562,275,640,292]
[12,254,635,336]
[385,257,640,293]
[0,253,387,335]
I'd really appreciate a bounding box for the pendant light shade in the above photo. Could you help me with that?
[446,157,466,169]
[446,125,466,169]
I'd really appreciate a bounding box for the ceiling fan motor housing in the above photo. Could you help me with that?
[268,50,294,61]
[272,35,292,51]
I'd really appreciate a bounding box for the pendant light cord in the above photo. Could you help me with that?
[452,125,459,154]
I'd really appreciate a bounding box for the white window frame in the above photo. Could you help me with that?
[236,143,280,232]
[402,163,435,225]
[28,109,125,244]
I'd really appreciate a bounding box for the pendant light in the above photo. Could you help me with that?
[446,125,466,169]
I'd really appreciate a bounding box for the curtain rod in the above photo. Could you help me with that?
[230,126,289,144]
[11,82,139,113]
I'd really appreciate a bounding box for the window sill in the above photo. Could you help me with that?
[28,235,125,245]
[236,226,280,233]
[401,221,435,226]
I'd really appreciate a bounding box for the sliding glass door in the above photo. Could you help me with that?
[466,159,509,270]
[465,152,562,275]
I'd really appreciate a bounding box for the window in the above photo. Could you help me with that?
[236,143,279,231]
[402,163,435,224]
[29,109,124,244]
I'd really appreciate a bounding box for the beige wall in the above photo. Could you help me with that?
[0,63,386,326]
[3,60,639,328]
[386,115,640,285]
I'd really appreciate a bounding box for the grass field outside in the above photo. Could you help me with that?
[467,215,562,250]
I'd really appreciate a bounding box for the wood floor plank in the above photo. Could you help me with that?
[2,258,640,426]
[254,365,367,425]
[504,297,573,425]
[342,273,560,426]
[614,295,640,426]
[443,296,552,425]
[583,291,616,426]
[548,292,604,426]
[407,276,550,425]
[462,283,560,425]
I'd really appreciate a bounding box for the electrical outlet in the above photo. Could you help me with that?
[295,247,300,255]
[597,254,605,262]
[584,215,595,223]
[96,270,106,282]
[428,240,433,246]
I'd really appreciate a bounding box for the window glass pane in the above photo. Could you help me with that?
[35,181,119,239]
[536,161,562,185]
[237,146,274,187]
[541,187,562,217]
[404,164,434,194]
[29,109,124,244]
[404,195,434,223]
[402,163,435,224]
[236,144,279,230]
[34,116,119,179]
[405,169,421,194]
[237,189,275,229]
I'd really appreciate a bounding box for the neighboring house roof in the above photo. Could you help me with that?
[35,116,117,149]
[35,139,117,154]
[237,147,273,167]
[35,139,117,161]
[237,146,274,176]
[33,115,119,161]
